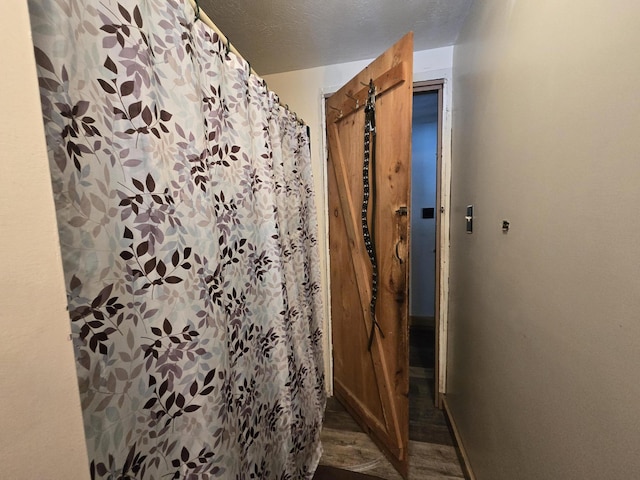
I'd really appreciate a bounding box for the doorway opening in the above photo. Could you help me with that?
[408,83,452,446]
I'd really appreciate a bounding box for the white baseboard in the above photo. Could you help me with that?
[442,395,477,480]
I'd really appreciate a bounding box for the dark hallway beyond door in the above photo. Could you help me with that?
[408,324,453,445]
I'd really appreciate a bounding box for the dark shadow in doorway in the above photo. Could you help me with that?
[409,325,453,445]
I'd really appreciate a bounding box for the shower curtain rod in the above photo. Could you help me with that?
[187,0,310,134]
[188,0,257,77]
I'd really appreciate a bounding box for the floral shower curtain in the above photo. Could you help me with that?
[29,0,325,478]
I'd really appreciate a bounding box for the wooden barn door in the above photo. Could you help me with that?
[327,33,413,479]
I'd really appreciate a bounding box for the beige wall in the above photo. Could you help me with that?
[449,1,640,478]
[264,47,453,391]
[0,3,89,478]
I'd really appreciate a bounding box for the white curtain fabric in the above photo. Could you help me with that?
[29,0,325,478]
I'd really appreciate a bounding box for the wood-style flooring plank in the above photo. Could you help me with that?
[320,427,464,480]
[408,366,454,446]
[314,464,385,480]
[324,397,363,433]
[319,325,463,479]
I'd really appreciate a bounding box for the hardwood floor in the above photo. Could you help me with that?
[318,326,464,479]
[314,464,386,480]
[408,326,453,446]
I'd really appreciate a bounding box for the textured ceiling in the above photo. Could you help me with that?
[198,0,474,75]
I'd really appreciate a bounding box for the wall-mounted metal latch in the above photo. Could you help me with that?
[465,205,473,233]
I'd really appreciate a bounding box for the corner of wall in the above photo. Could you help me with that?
[0,3,89,478]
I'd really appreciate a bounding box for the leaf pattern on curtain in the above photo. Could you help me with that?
[28,0,325,478]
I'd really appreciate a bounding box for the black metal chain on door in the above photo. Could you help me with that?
[362,79,384,351]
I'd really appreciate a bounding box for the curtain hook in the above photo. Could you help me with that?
[194,0,200,22]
